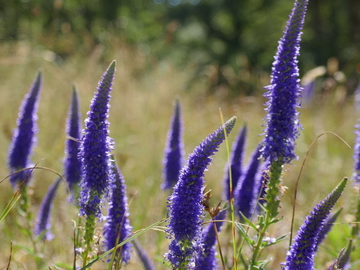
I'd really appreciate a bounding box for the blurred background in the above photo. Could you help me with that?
[0,0,359,269]
[0,0,359,96]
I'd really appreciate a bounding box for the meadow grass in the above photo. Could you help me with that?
[0,39,358,269]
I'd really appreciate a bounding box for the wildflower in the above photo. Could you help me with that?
[103,161,132,264]
[8,72,42,188]
[261,0,309,164]
[79,61,116,218]
[165,117,236,269]
[252,5,310,263]
[328,240,352,270]
[78,61,116,264]
[315,208,342,251]
[34,178,61,241]
[302,80,316,106]
[284,178,347,270]
[133,239,156,270]
[234,145,262,219]
[353,119,360,184]
[64,86,82,196]
[223,125,247,201]
[162,99,185,190]
[196,210,226,270]
[354,81,360,111]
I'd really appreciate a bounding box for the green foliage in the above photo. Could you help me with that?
[0,0,358,94]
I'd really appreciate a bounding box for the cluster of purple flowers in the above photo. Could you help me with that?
[223,125,247,202]
[284,178,347,269]
[162,99,185,190]
[64,87,82,196]
[77,61,133,264]
[7,0,357,268]
[103,161,132,263]
[8,72,42,188]
[78,61,116,218]
[261,0,308,164]
[9,62,133,265]
[353,119,360,184]
[165,117,236,268]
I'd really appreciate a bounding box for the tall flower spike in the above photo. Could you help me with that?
[78,61,116,265]
[162,99,185,190]
[165,117,236,269]
[354,81,360,111]
[251,2,310,267]
[329,239,352,270]
[8,71,42,188]
[34,177,61,241]
[261,0,309,164]
[103,160,132,264]
[234,145,262,219]
[302,80,316,107]
[223,125,247,201]
[315,208,342,252]
[79,60,116,218]
[133,239,156,270]
[284,178,347,270]
[195,210,226,270]
[353,119,360,184]
[64,86,82,196]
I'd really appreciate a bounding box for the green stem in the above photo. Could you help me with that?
[18,186,44,269]
[249,160,283,269]
[82,215,96,268]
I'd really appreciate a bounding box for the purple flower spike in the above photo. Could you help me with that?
[64,86,82,195]
[234,145,262,219]
[196,210,226,270]
[103,161,132,264]
[261,0,309,164]
[284,178,347,270]
[354,81,360,111]
[329,240,352,270]
[162,99,185,190]
[34,178,61,241]
[353,119,360,184]
[133,239,155,270]
[302,80,316,106]
[8,72,42,188]
[315,208,342,252]
[79,61,116,218]
[165,117,236,269]
[223,125,247,201]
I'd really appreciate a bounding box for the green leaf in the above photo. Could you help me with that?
[0,193,21,222]
[54,262,73,270]
[235,222,254,246]
[13,243,36,256]
[239,211,259,232]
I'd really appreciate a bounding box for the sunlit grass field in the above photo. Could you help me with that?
[0,40,358,269]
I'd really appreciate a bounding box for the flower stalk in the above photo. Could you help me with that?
[64,86,82,198]
[162,99,185,190]
[78,61,116,266]
[284,178,347,269]
[165,117,236,269]
[251,0,309,267]
[8,71,42,189]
